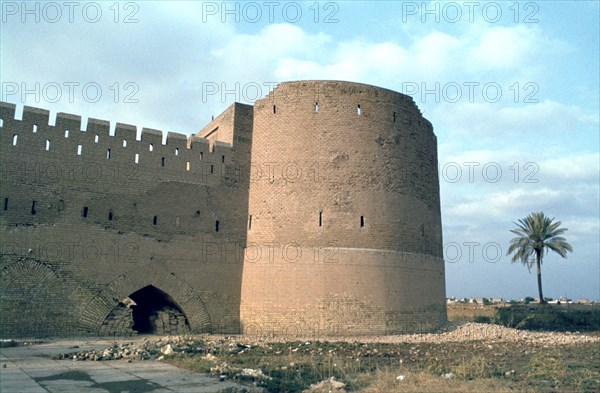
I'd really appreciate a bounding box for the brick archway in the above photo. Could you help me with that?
[1,258,77,338]
[78,263,211,335]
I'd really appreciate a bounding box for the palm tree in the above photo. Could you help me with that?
[507,212,573,304]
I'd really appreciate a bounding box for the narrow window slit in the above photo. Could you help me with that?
[215,220,220,232]
[122,139,127,147]
[3,198,9,211]
[222,155,225,163]
[175,148,179,156]
[210,165,214,174]
[360,216,365,228]
[12,134,18,146]
[106,148,111,160]
[82,206,88,218]
[319,211,323,227]
[64,129,69,138]
[273,105,276,114]
[94,134,99,143]
[248,215,252,230]
[77,145,82,155]
[135,153,139,164]
[45,139,50,151]
[108,210,113,221]
[161,157,165,167]
[314,102,319,112]
[186,161,191,171]
[153,216,157,225]
[356,104,361,115]
[33,124,38,133]
[149,143,154,152]
[31,200,37,215]
[393,112,396,123]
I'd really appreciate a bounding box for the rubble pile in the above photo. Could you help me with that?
[150,308,190,336]
[98,305,136,337]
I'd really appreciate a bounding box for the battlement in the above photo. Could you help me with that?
[1,80,444,338]
[0,102,238,167]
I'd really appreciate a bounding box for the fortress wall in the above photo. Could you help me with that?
[0,102,253,337]
[241,81,445,335]
[1,80,445,338]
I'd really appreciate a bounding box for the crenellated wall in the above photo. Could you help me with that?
[0,101,253,338]
[0,80,445,338]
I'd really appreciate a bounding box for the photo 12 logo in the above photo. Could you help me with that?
[1,82,140,104]
[200,1,340,23]
[440,162,539,184]
[401,1,539,24]
[201,82,278,104]
[1,1,140,23]
[402,82,539,104]
[444,241,502,263]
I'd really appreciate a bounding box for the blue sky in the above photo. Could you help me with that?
[1,1,599,300]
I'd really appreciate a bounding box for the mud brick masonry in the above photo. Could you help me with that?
[0,81,446,338]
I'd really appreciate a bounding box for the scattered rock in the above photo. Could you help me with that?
[307,376,346,392]
[240,368,272,381]
[204,353,218,362]
[161,344,174,355]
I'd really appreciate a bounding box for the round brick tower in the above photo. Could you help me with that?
[240,81,446,336]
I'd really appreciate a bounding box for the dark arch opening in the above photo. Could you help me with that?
[129,285,190,334]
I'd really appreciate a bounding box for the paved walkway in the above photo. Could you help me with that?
[0,339,245,392]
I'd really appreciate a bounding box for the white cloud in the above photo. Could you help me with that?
[538,152,600,181]
[435,99,599,137]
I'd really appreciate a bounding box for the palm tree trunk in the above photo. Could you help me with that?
[536,252,545,304]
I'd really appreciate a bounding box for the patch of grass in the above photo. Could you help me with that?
[164,336,599,393]
[353,369,539,393]
[527,349,567,380]
[452,355,495,380]
[473,316,491,323]
[494,305,600,331]
[447,304,496,322]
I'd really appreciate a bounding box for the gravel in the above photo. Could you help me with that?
[53,322,598,362]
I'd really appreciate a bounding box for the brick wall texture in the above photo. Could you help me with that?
[0,80,446,338]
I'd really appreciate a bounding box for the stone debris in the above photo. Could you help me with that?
[161,344,174,355]
[261,322,600,346]
[204,353,219,362]
[98,303,137,337]
[240,368,271,381]
[306,376,346,392]
[54,336,191,361]
[53,322,599,365]
[216,387,265,393]
[151,308,190,336]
